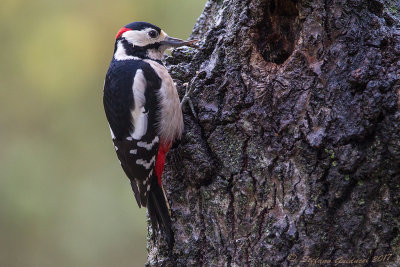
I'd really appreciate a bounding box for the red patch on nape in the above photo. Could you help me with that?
[115,27,131,39]
[155,142,171,186]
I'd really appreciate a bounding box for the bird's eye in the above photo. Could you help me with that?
[148,30,158,38]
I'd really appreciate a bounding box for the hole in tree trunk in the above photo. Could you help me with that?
[257,0,300,64]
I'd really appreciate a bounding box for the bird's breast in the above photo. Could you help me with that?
[144,60,184,143]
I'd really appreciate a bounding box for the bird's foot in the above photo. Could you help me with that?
[180,82,198,119]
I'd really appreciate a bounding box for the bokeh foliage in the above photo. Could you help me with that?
[0,0,205,266]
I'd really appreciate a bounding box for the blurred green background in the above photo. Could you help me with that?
[0,0,205,266]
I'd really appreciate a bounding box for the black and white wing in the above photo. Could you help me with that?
[103,60,161,207]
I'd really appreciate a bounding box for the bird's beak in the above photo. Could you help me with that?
[160,36,199,49]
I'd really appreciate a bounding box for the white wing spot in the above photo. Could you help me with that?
[130,70,148,140]
[137,136,159,151]
[143,170,153,185]
[109,126,116,140]
[129,149,137,154]
[126,137,133,141]
[136,156,156,170]
[114,146,118,151]
[147,184,151,191]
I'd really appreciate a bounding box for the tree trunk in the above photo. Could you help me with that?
[147,0,400,266]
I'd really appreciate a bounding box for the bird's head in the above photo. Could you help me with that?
[113,21,198,61]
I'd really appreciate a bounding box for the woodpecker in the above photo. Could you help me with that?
[103,21,197,246]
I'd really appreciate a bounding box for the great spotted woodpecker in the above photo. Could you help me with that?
[103,21,197,246]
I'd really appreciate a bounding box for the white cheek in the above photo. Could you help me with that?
[123,30,162,46]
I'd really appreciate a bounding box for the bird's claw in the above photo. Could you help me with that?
[180,83,198,119]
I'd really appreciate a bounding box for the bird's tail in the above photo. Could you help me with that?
[147,174,174,247]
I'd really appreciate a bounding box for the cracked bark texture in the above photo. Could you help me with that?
[147,0,400,266]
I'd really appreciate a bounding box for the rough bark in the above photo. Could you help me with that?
[147,0,400,266]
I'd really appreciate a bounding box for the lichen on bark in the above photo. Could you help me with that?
[147,0,400,266]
